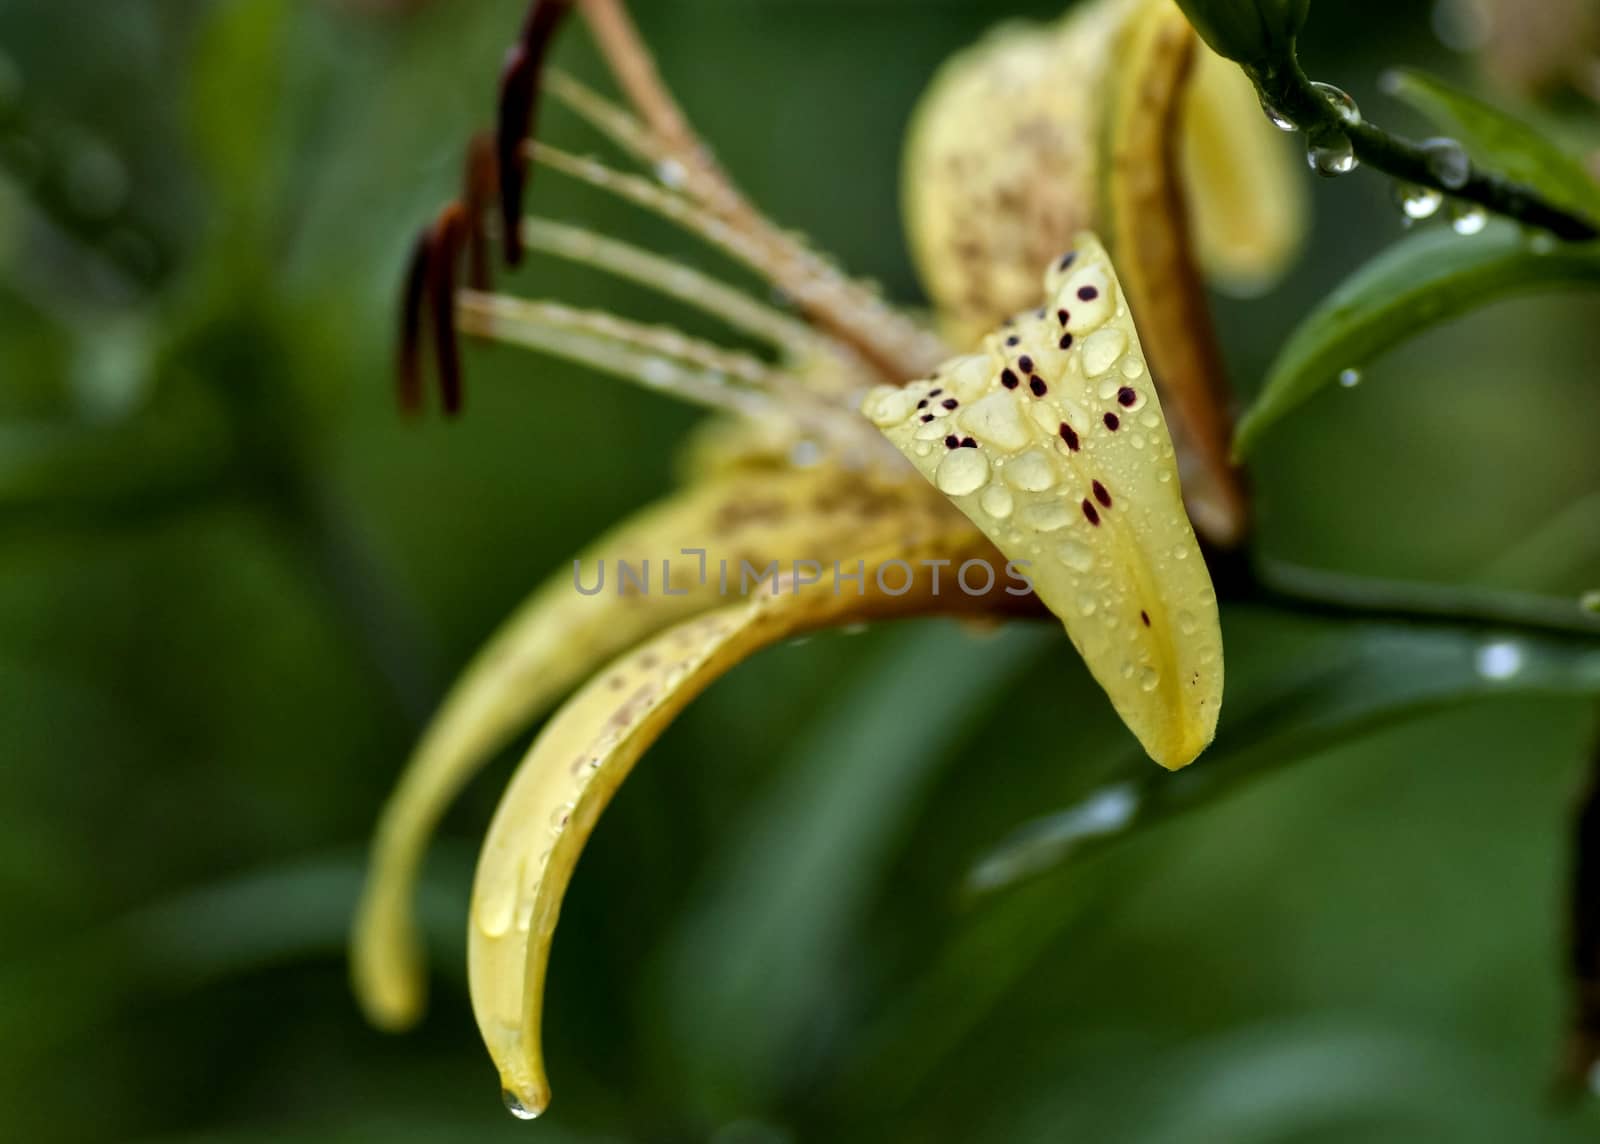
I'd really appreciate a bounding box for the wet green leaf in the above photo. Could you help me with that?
[967,605,1600,894]
[1235,224,1600,454]
[1383,69,1600,225]
[655,622,1051,1117]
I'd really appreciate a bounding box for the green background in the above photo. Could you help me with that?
[1,1,1598,1140]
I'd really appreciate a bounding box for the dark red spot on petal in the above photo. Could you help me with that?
[960,436,977,448]
[1078,285,1099,302]
[1103,412,1120,431]
[945,435,960,449]
[1029,376,1047,397]
[929,388,944,397]
[920,413,934,422]
[1056,309,1070,326]
[1001,369,1019,389]
[1140,610,1150,627]
[1117,387,1136,407]
[1018,355,1035,373]
[1058,422,1079,451]
[1005,335,1020,346]
[1058,333,1073,351]
[942,398,959,409]
[1058,251,1077,271]
[916,399,928,409]
[1081,499,1101,525]
[1092,480,1112,508]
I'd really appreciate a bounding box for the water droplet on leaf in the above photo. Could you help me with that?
[1339,368,1362,388]
[1475,640,1523,680]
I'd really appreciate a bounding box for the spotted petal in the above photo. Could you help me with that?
[468,527,1009,1118]
[862,234,1222,768]
[352,464,959,1029]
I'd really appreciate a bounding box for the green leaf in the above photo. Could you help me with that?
[1235,223,1600,454]
[1383,68,1600,225]
[654,622,1052,1118]
[966,605,1600,894]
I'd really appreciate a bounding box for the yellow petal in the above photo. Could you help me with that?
[352,465,958,1029]
[1180,44,1306,296]
[862,234,1222,769]
[1101,0,1248,544]
[901,0,1132,351]
[468,528,1000,1118]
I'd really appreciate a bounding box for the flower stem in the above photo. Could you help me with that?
[1251,56,1600,241]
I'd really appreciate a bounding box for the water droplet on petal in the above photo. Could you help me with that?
[935,446,989,496]
[980,483,1014,519]
[503,1090,541,1120]
[1449,200,1488,235]
[1339,367,1362,388]
[1393,180,1443,220]
[1312,81,1362,125]
[1059,539,1095,573]
[1138,666,1161,693]
[1421,137,1471,189]
[1306,128,1357,176]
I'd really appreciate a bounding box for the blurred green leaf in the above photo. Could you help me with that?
[968,605,1600,894]
[1236,224,1600,453]
[1382,69,1600,225]
[653,622,1052,1119]
[189,0,291,250]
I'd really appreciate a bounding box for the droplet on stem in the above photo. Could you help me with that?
[1420,136,1471,190]
[1306,128,1357,176]
[1338,368,1362,388]
[1258,91,1296,132]
[1448,200,1488,235]
[1392,180,1443,220]
[1312,81,1362,125]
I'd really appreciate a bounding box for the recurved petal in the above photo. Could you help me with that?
[1178,32,1306,295]
[862,234,1222,769]
[468,527,1007,1118]
[352,465,957,1030]
[901,0,1134,351]
[1102,0,1250,545]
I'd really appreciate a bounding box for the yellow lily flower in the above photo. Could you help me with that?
[352,0,1302,1118]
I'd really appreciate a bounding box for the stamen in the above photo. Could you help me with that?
[428,203,468,415]
[498,0,574,266]
[397,229,432,415]
[519,216,834,372]
[455,290,879,458]
[463,133,499,291]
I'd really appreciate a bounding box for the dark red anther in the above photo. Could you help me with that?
[428,202,468,416]
[498,0,572,267]
[397,228,432,415]
[463,133,499,291]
